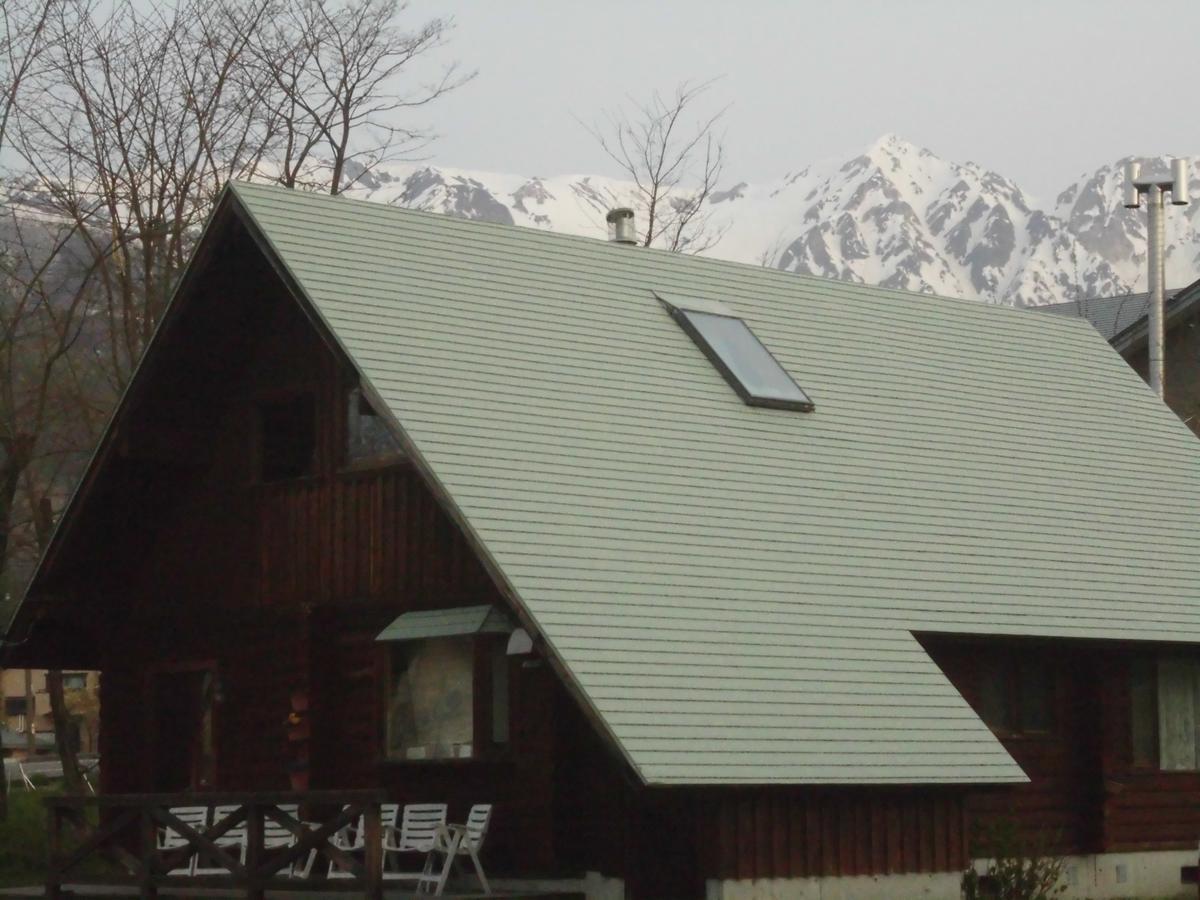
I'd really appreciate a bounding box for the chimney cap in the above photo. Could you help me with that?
[606,207,637,245]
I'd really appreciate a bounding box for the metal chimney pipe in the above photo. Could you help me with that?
[606,208,637,245]
[1146,185,1166,398]
[1124,158,1189,401]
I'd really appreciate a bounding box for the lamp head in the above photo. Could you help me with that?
[1123,160,1143,208]
[1170,158,1190,206]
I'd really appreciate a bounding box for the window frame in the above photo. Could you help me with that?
[62,672,88,692]
[668,305,815,412]
[381,634,510,765]
[343,385,407,471]
[1130,655,1200,773]
[976,653,1057,739]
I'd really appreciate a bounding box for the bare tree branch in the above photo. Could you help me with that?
[583,79,730,253]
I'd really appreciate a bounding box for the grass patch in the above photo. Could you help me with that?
[0,780,54,887]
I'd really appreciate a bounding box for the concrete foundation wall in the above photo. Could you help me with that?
[705,849,1198,900]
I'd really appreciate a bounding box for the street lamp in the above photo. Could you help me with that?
[1123,158,1190,399]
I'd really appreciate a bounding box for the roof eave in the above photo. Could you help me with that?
[1112,276,1200,355]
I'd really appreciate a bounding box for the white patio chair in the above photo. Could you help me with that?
[423,804,492,896]
[381,803,447,884]
[158,805,208,877]
[327,802,400,879]
[193,803,248,876]
[263,803,300,878]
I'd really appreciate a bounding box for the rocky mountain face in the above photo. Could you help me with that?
[343,136,1200,307]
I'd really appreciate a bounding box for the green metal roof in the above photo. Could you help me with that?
[214,183,1200,785]
[375,605,512,642]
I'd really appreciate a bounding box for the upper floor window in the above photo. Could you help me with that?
[346,386,405,466]
[257,394,315,482]
[977,654,1055,736]
[1131,656,1200,771]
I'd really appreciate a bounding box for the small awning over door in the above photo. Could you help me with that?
[374,605,514,642]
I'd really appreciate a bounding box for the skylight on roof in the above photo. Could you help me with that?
[667,302,814,412]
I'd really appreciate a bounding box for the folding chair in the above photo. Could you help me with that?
[193,804,248,876]
[382,803,447,883]
[327,802,400,878]
[424,804,492,896]
[263,803,301,878]
[158,806,209,877]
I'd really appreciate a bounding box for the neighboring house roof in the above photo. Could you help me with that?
[1038,291,1161,341]
[19,182,1200,787]
[1038,278,1200,352]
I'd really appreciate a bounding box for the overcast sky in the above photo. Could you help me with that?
[413,0,1198,204]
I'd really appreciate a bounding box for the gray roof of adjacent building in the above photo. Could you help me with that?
[1036,279,1200,351]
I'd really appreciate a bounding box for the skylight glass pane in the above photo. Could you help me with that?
[676,309,813,410]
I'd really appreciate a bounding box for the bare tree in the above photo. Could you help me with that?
[586,79,729,253]
[11,0,278,388]
[0,0,473,805]
[249,0,473,193]
[0,0,59,823]
[0,0,55,152]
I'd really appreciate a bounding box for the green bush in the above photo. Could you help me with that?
[962,818,1067,900]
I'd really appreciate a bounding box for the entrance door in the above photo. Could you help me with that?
[149,667,217,792]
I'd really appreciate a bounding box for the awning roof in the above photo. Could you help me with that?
[375,605,514,642]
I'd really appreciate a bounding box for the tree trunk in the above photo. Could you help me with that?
[32,498,84,793]
[46,671,83,794]
[24,668,35,755]
[0,668,7,820]
[0,438,31,824]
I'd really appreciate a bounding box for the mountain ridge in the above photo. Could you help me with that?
[343,135,1200,308]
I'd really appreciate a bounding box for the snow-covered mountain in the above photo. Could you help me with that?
[343,135,1200,307]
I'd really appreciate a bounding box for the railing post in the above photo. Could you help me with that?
[140,803,159,899]
[363,799,383,900]
[45,802,62,900]
[245,802,264,900]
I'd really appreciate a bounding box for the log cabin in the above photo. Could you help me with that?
[6,182,1200,899]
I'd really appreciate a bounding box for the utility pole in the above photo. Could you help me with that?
[1123,158,1191,399]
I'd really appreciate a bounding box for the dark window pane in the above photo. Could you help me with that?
[1018,660,1054,733]
[978,660,1011,733]
[676,309,814,410]
[258,395,315,482]
[347,388,405,464]
[4,696,27,716]
[1130,658,1157,767]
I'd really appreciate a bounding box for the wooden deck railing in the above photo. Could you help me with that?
[45,789,387,899]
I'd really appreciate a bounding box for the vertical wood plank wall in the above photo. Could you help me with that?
[926,637,1200,858]
[695,789,967,881]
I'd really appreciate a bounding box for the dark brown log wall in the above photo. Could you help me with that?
[696,789,968,881]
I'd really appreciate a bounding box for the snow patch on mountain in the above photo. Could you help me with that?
[343,137,1200,307]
